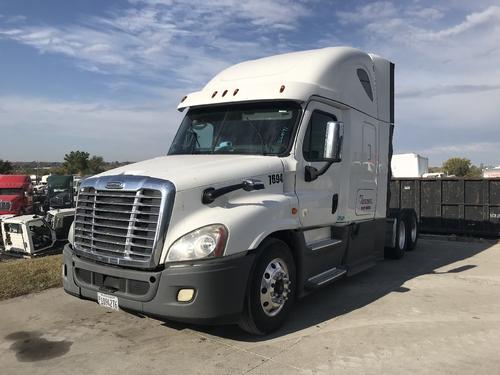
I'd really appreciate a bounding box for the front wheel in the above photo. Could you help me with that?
[239,238,296,335]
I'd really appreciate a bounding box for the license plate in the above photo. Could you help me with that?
[97,292,119,311]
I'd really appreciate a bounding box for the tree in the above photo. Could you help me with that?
[63,151,90,175]
[428,166,442,173]
[442,157,471,177]
[0,159,13,174]
[88,156,105,175]
[62,151,107,175]
[467,165,482,178]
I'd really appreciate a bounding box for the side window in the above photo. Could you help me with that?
[6,223,21,234]
[303,111,337,162]
[357,68,374,101]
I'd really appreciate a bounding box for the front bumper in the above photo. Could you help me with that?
[63,244,255,324]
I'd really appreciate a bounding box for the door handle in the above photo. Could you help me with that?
[332,194,338,214]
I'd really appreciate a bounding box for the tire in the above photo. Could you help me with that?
[404,210,419,251]
[239,238,296,335]
[385,213,407,259]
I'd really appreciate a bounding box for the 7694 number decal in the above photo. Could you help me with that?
[268,173,283,185]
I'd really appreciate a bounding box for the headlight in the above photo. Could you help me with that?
[166,224,228,262]
[68,221,75,245]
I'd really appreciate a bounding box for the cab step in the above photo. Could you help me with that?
[306,267,347,289]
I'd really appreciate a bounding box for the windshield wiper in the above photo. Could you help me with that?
[186,125,200,153]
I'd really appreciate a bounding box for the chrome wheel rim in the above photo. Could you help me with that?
[398,220,406,250]
[260,258,291,317]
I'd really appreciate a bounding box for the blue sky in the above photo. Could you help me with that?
[1,0,500,166]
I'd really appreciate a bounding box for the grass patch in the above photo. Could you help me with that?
[0,255,62,301]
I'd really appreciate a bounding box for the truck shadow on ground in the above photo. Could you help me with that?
[160,238,495,342]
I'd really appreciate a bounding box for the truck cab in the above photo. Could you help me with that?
[45,208,75,240]
[1,215,55,255]
[0,175,34,215]
[45,175,74,211]
[63,47,417,334]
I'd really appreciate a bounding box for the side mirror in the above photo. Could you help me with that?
[323,121,343,161]
[304,121,344,182]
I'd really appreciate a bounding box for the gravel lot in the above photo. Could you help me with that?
[1,238,499,375]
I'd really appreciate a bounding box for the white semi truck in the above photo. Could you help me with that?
[63,47,418,334]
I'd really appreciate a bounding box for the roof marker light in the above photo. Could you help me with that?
[233,88,239,96]
[280,85,285,93]
[222,90,228,97]
[212,91,218,98]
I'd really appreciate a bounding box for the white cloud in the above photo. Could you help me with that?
[405,6,444,21]
[1,1,500,165]
[0,95,184,161]
[417,5,500,40]
[0,0,313,161]
[335,3,500,165]
[337,1,398,25]
[0,0,309,86]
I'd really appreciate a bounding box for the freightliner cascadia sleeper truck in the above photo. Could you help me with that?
[63,47,418,334]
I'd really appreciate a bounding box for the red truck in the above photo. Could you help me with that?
[0,175,34,215]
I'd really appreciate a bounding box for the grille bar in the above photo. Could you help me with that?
[75,242,150,258]
[79,199,161,208]
[79,192,159,199]
[72,175,175,269]
[75,212,158,224]
[91,208,160,215]
[75,226,155,241]
[75,220,157,232]
[0,201,12,211]
[74,233,153,248]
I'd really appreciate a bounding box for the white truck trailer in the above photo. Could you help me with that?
[63,47,418,334]
[391,153,429,178]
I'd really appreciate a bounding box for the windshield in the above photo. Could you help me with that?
[0,188,23,195]
[168,101,301,156]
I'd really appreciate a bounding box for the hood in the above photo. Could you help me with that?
[97,154,284,191]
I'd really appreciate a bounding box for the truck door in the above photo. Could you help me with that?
[3,223,26,252]
[354,121,377,218]
[28,219,55,253]
[295,101,343,228]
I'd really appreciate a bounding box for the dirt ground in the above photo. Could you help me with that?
[1,237,499,375]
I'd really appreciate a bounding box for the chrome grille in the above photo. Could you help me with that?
[73,176,175,269]
[0,201,12,211]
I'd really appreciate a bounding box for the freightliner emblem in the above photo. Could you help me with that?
[105,181,124,190]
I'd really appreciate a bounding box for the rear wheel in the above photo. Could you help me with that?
[404,210,419,251]
[385,213,407,259]
[239,238,296,335]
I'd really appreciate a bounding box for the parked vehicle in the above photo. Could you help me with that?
[391,153,429,178]
[0,214,16,250]
[45,208,75,240]
[1,215,55,255]
[483,168,500,178]
[63,47,418,334]
[45,175,74,211]
[422,172,445,178]
[0,175,33,215]
[390,177,500,237]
